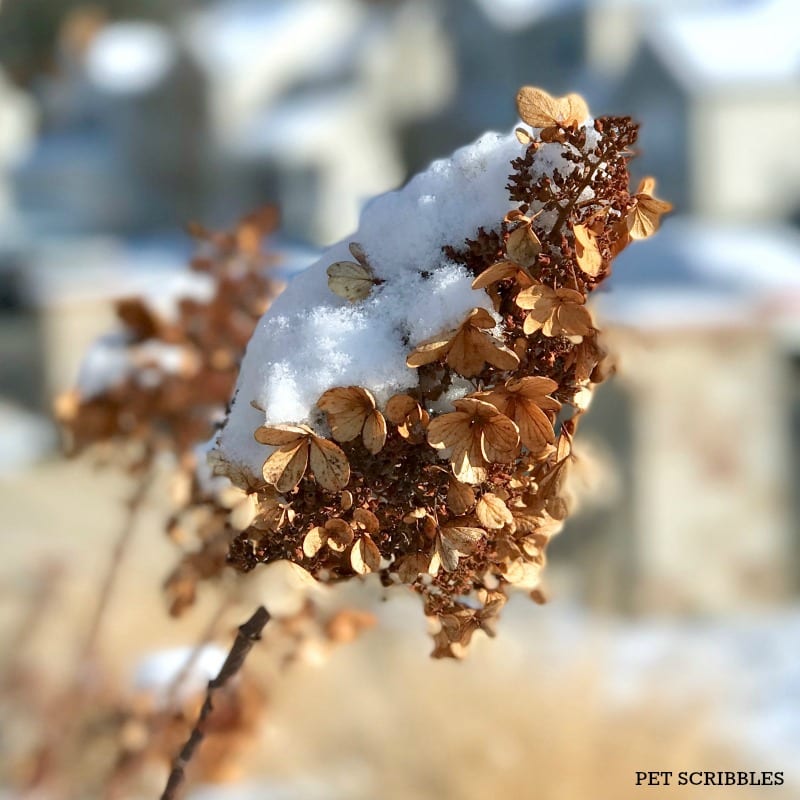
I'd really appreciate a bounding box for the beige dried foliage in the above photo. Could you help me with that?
[406,307,519,377]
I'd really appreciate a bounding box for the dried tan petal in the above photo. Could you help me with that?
[516,283,553,311]
[476,493,513,530]
[254,424,309,446]
[447,477,475,515]
[471,260,531,290]
[450,438,489,484]
[437,526,484,572]
[506,223,541,268]
[352,507,380,534]
[349,241,368,264]
[350,536,381,574]
[627,177,672,240]
[340,490,354,511]
[517,86,564,127]
[324,518,354,552]
[405,337,451,368]
[303,526,326,558]
[395,554,430,583]
[318,386,374,442]
[426,412,471,452]
[362,409,387,454]
[308,436,350,492]
[555,302,593,337]
[516,86,589,128]
[327,260,376,302]
[262,441,308,493]
[572,223,603,277]
[515,127,532,145]
[385,394,418,424]
[480,414,519,463]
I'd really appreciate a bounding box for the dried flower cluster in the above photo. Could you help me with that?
[222,87,670,658]
[54,209,285,615]
[55,208,284,470]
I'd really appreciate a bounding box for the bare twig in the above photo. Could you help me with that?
[159,605,270,800]
[79,468,155,668]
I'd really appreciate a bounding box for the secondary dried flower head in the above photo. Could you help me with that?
[217,87,669,657]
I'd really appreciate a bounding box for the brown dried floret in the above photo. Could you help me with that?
[426,398,519,484]
[516,284,594,339]
[255,424,350,493]
[317,386,387,454]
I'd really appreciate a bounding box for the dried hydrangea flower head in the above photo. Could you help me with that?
[212,87,670,658]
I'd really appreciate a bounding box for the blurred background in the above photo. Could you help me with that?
[0,0,798,798]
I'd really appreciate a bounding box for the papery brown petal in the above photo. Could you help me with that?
[396,553,430,583]
[327,261,376,302]
[506,224,541,268]
[254,424,308,446]
[324,518,354,551]
[572,223,603,277]
[426,412,471,450]
[317,386,374,414]
[480,337,520,372]
[350,536,381,574]
[556,303,594,337]
[349,241,368,265]
[564,93,590,126]
[481,415,519,463]
[516,399,556,451]
[262,442,308,493]
[467,307,498,329]
[385,394,419,424]
[406,338,451,368]
[476,493,513,530]
[362,409,387,454]
[515,283,554,311]
[447,477,476,515]
[515,127,532,144]
[450,438,488,485]
[303,526,327,558]
[439,525,484,566]
[447,327,491,377]
[352,507,380,534]
[308,436,350,492]
[471,261,521,290]
[516,86,562,127]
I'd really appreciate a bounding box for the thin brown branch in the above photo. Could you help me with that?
[79,468,155,668]
[159,605,271,800]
